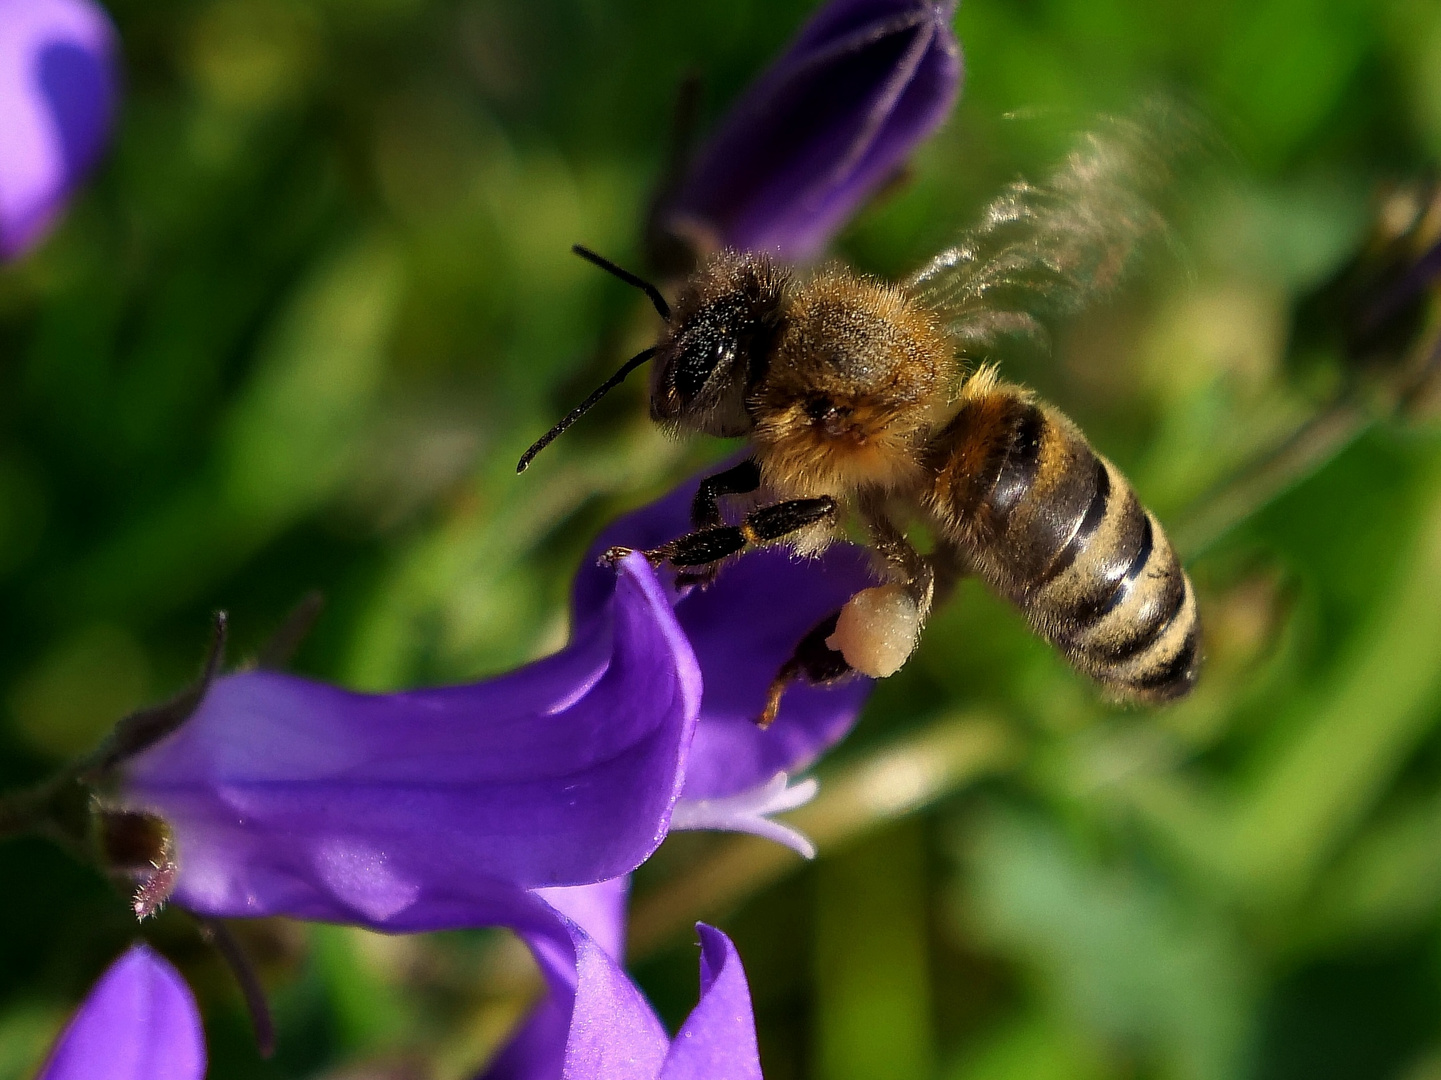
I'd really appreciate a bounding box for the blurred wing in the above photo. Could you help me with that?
[906,105,1195,356]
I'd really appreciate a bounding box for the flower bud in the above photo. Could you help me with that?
[651,0,961,266]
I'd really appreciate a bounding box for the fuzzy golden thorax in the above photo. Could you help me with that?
[750,268,956,499]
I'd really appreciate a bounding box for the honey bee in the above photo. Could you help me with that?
[519,114,1201,724]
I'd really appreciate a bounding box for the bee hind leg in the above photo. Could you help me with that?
[758,611,853,729]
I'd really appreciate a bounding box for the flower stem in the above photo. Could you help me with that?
[1172,399,1373,560]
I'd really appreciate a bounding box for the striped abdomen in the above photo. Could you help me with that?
[924,382,1199,702]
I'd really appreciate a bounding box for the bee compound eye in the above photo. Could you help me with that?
[674,337,737,400]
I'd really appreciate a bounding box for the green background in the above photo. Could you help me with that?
[3,0,1441,1076]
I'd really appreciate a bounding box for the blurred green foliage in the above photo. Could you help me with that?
[3,0,1441,1077]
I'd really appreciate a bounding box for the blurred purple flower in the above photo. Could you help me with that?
[36,945,205,1080]
[121,553,703,930]
[654,0,961,262]
[482,880,763,1080]
[0,0,120,261]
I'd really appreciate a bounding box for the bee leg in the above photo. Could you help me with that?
[861,503,935,619]
[930,537,973,606]
[603,496,836,570]
[819,503,934,679]
[676,458,763,587]
[690,458,762,528]
[758,611,853,729]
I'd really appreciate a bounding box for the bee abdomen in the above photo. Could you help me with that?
[927,387,1200,702]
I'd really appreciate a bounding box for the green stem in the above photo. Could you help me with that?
[1173,399,1372,560]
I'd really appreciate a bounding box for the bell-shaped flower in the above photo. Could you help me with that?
[116,466,877,931]
[0,0,119,260]
[35,944,205,1080]
[652,0,961,263]
[481,879,763,1080]
[119,553,703,931]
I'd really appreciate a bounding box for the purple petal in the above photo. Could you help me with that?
[536,877,632,962]
[479,910,764,1080]
[658,925,763,1080]
[36,945,204,1080]
[481,878,633,1080]
[122,555,701,930]
[659,0,961,261]
[480,990,572,1080]
[574,467,877,800]
[561,917,669,1080]
[0,0,119,261]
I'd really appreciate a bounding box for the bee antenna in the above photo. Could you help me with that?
[516,346,659,473]
[572,244,672,321]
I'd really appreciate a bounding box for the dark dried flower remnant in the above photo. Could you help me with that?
[654,0,961,264]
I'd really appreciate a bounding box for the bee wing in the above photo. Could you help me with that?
[906,108,1192,355]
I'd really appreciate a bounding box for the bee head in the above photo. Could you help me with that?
[651,251,791,437]
[516,247,789,474]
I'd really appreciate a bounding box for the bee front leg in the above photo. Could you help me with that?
[601,496,837,570]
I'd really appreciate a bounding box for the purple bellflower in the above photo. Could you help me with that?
[121,553,703,931]
[0,0,119,261]
[117,471,877,930]
[35,944,205,1080]
[482,879,764,1080]
[654,0,961,262]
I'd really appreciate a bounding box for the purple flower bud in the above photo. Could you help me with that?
[36,945,205,1080]
[655,0,961,262]
[121,554,703,930]
[0,0,120,261]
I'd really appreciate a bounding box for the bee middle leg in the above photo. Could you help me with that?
[602,496,837,570]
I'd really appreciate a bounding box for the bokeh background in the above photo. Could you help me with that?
[4,0,1441,1076]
